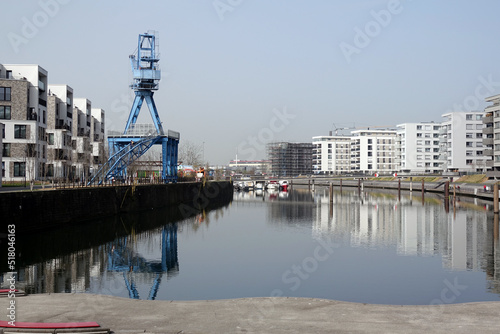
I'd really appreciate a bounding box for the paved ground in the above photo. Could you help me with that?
[4,294,500,333]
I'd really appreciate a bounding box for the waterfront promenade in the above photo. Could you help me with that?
[3,293,500,333]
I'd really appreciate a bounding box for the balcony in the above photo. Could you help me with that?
[483,138,494,146]
[483,127,494,135]
[483,115,493,123]
[484,148,493,156]
[486,160,494,168]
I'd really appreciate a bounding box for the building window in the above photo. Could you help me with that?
[14,162,26,177]
[466,114,473,120]
[367,164,372,170]
[47,164,54,177]
[2,143,10,157]
[417,133,422,138]
[466,133,473,138]
[476,114,483,120]
[466,124,473,130]
[14,125,27,139]
[476,124,483,130]
[0,106,11,119]
[416,125,422,130]
[0,87,11,101]
[48,133,54,145]
[466,142,473,147]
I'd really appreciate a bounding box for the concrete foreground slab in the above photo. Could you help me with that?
[3,294,500,334]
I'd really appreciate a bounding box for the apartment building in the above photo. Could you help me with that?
[312,135,351,175]
[396,122,442,173]
[0,63,106,183]
[72,98,92,180]
[482,94,500,176]
[90,108,105,173]
[47,84,73,179]
[0,122,3,186]
[440,112,486,173]
[350,129,397,174]
[0,64,48,181]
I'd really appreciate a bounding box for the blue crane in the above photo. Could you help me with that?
[89,32,179,185]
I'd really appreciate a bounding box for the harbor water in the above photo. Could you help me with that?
[6,187,500,305]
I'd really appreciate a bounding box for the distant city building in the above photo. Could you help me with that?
[228,159,270,174]
[440,112,486,173]
[350,129,397,174]
[483,94,500,177]
[396,122,442,174]
[312,135,351,175]
[267,142,313,176]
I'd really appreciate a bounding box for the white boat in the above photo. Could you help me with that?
[255,181,265,190]
[279,180,289,191]
[266,180,279,189]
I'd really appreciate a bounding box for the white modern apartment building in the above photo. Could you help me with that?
[396,122,442,174]
[90,108,106,173]
[0,64,48,181]
[47,84,74,179]
[72,98,92,180]
[312,135,351,174]
[350,129,397,174]
[482,94,500,176]
[440,112,486,173]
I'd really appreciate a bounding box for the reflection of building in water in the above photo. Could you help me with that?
[268,189,315,226]
[17,224,179,299]
[313,190,494,272]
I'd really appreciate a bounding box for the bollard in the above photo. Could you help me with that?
[357,178,361,195]
[340,178,343,193]
[494,183,499,214]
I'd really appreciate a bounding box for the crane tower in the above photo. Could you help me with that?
[90,31,179,185]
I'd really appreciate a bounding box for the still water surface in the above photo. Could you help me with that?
[9,188,500,305]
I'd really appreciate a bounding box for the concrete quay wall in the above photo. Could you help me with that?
[0,181,233,233]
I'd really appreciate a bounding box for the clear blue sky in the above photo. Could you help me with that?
[2,0,500,164]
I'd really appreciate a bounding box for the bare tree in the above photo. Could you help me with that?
[178,140,203,167]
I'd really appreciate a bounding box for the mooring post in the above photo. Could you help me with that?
[444,181,450,213]
[308,179,311,190]
[398,179,401,201]
[358,178,361,195]
[340,178,343,193]
[494,183,499,214]
[329,182,333,203]
[494,212,499,242]
[421,179,425,200]
[453,184,456,206]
